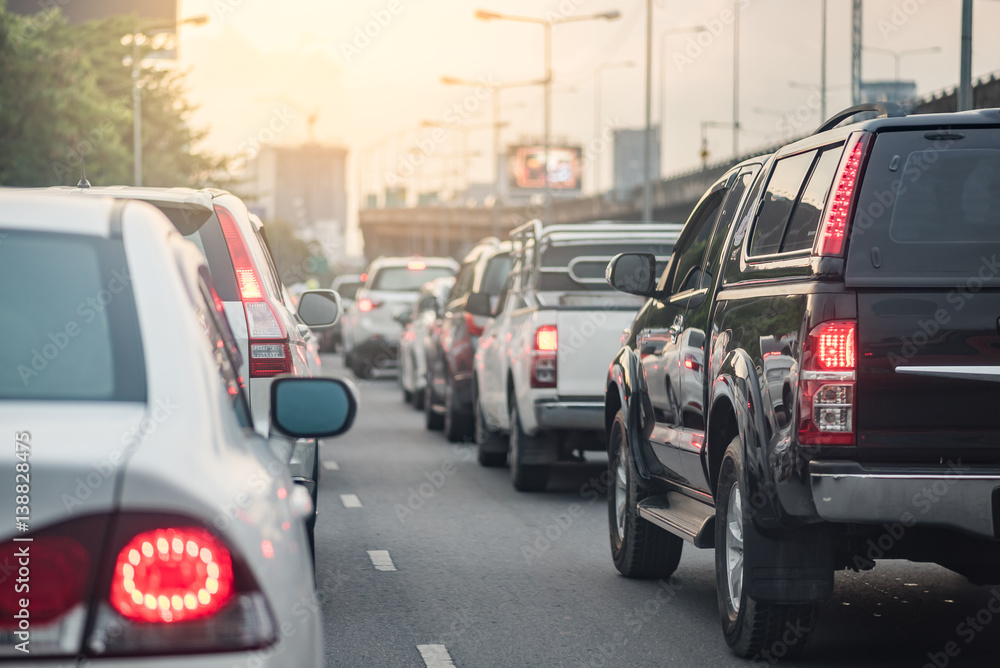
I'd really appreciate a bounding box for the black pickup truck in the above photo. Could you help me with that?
[604,103,1000,658]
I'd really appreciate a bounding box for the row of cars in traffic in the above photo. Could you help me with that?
[0,185,356,665]
[336,104,1000,660]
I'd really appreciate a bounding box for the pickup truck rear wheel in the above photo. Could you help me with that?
[475,392,507,467]
[716,437,815,659]
[608,412,683,579]
[509,399,549,492]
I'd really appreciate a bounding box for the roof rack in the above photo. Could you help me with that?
[813,102,906,135]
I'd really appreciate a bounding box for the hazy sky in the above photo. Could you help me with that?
[174,0,1000,210]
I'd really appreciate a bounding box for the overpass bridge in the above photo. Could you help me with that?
[359,72,1000,260]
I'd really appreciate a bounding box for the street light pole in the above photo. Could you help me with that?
[959,0,973,111]
[643,0,653,221]
[732,0,740,157]
[821,0,827,122]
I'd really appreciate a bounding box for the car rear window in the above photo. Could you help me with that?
[336,281,362,300]
[539,242,675,292]
[480,253,512,296]
[0,231,146,401]
[846,130,1000,286]
[153,204,239,301]
[370,266,455,291]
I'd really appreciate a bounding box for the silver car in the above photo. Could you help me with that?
[0,190,355,665]
[398,276,455,410]
[342,256,458,378]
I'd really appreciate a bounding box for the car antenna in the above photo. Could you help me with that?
[77,150,91,189]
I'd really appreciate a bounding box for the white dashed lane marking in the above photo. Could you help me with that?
[322,460,340,471]
[417,644,456,667]
[340,494,362,508]
[367,550,397,572]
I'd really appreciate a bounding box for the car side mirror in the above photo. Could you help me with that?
[298,290,342,329]
[606,253,658,297]
[466,292,493,317]
[270,377,358,438]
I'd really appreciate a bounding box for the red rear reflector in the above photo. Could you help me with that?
[817,133,871,257]
[0,537,89,625]
[534,325,558,352]
[813,321,856,370]
[110,528,234,623]
[407,260,427,270]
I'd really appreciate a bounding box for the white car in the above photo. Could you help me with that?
[342,256,458,378]
[0,190,355,665]
[398,276,455,409]
[43,186,337,555]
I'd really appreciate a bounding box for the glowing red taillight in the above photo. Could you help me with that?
[816,133,871,257]
[358,298,374,312]
[110,528,234,624]
[531,325,558,388]
[216,204,290,378]
[798,320,857,445]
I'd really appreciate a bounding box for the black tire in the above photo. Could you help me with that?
[716,437,815,659]
[608,412,683,579]
[508,397,549,492]
[412,383,426,410]
[425,383,444,431]
[444,379,474,443]
[475,388,507,467]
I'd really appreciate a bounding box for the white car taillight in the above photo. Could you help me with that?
[216,205,292,377]
[798,320,856,445]
[531,325,558,388]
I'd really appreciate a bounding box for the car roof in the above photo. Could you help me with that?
[43,185,226,211]
[0,189,121,237]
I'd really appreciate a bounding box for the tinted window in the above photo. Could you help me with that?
[783,147,843,252]
[749,151,816,256]
[371,266,455,291]
[480,253,512,296]
[336,280,362,300]
[194,269,251,429]
[450,263,476,301]
[153,204,239,301]
[669,190,725,296]
[539,242,675,292]
[702,167,758,288]
[0,232,146,401]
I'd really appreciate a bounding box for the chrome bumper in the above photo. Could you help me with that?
[810,461,1000,540]
[534,399,604,431]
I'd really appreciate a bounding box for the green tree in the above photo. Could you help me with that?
[0,4,228,187]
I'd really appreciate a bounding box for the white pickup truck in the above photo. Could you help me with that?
[469,220,683,491]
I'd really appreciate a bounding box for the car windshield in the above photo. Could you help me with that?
[370,266,454,291]
[0,231,146,401]
[337,281,362,300]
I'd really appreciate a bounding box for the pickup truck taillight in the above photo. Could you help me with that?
[816,132,872,257]
[216,205,292,378]
[798,320,856,445]
[531,325,558,388]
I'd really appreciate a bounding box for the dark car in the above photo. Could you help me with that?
[604,103,1000,659]
[425,238,512,441]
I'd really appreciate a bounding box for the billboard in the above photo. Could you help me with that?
[508,145,582,191]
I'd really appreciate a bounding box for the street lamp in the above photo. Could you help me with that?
[128,14,208,186]
[863,45,941,83]
[441,75,544,235]
[594,60,634,194]
[475,8,621,222]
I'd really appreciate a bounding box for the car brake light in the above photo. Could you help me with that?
[534,325,558,352]
[407,260,427,270]
[531,325,558,388]
[798,320,856,445]
[360,272,368,282]
[216,205,291,378]
[683,354,701,372]
[110,528,234,623]
[358,298,383,313]
[0,537,89,626]
[465,311,484,337]
[816,132,872,257]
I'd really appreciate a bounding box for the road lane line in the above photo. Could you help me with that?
[340,494,362,508]
[367,550,397,571]
[322,460,340,471]
[417,644,456,667]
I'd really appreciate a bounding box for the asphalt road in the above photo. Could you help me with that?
[315,354,1000,668]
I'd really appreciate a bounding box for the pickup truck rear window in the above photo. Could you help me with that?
[846,130,1000,286]
[539,242,675,292]
[0,231,146,401]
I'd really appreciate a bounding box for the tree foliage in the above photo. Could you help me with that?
[0,4,228,187]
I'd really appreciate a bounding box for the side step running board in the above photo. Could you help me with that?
[638,493,715,548]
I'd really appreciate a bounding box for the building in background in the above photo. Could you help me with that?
[613,127,660,200]
[245,144,351,262]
